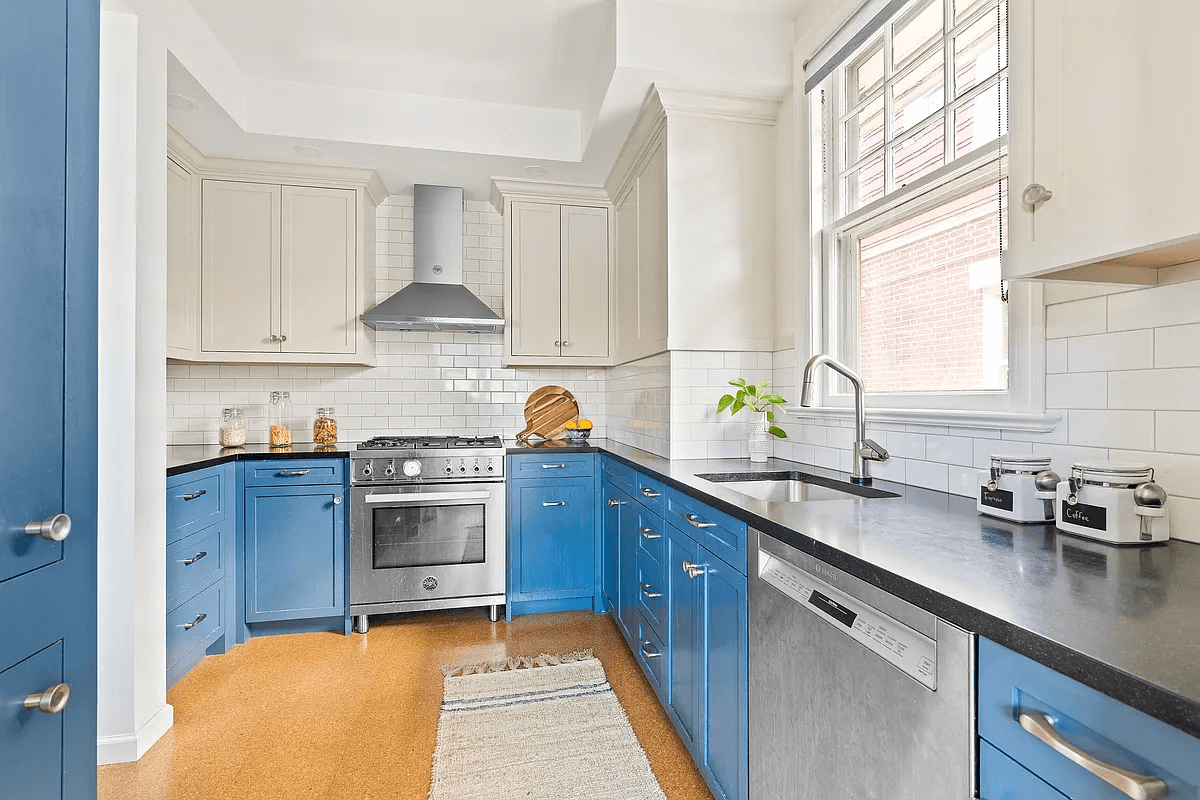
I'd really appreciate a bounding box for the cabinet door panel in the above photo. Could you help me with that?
[614,186,639,362]
[201,180,281,353]
[0,642,64,800]
[701,554,748,800]
[513,480,594,597]
[617,490,641,641]
[636,139,669,353]
[600,480,620,612]
[979,741,1067,800]
[280,185,356,354]
[244,485,345,622]
[166,158,195,354]
[666,524,700,750]
[561,205,609,358]
[510,201,561,357]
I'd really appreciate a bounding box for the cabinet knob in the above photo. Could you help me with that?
[25,514,71,542]
[24,683,70,715]
[682,560,706,579]
[554,340,561,347]
[280,334,288,342]
[562,341,569,347]
[333,497,342,505]
[1021,183,1054,207]
[270,334,280,342]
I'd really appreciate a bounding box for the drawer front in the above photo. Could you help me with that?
[666,490,747,575]
[166,470,224,541]
[635,610,666,693]
[1,642,65,800]
[636,545,666,637]
[166,581,223,669]
[635,506,665,565]
[510,453,595,479]
[980,740,1067,800]
[633,471,667,513]
[601,456,635,493]
[244,459,344,487]
[165,524,224,611]
[978,638,1198,798]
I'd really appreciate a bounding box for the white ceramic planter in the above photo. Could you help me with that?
[747,411,771,463]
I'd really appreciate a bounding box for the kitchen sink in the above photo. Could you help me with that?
[697,471,900,502]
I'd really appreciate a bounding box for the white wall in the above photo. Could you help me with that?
[97,0,173,764]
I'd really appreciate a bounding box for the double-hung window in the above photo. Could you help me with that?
[806,0,1041,416]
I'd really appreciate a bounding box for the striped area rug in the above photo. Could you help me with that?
[429,651,667,800]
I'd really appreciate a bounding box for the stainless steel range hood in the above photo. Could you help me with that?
[361,184,505,334]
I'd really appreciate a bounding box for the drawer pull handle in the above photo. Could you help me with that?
[607,498,624,507]
[25,513,72,542]
[640,641,661,659]
[1018,711,1168,800]
[24,683,70,715]
[682,561,706,579]
[641,583,662,599]
[181,490,206,501]
[182,613,208,630]
[542,501,566,507]
[541,463,566,469]
[641,488,661,498]
[683,513,714,529]
[278,470,309,477]
[180,551,207,566]
[640,527,661,540]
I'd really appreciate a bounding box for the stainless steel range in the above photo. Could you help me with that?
[349,435,506,632]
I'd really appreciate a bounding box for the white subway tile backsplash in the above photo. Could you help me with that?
[1108,368,1200,411]
[1067,410,1154,450]
[1066,329,1154,373]
[885,431,926,460]
[1156,411,1200,455]
[1046,372,1106,410]
[906,460,949,492]
[1046,296,1107,339]
[1108,280,1200,332]
[1046,339,1068,374]
[925,435,974,467]
[1154,323,1200,368]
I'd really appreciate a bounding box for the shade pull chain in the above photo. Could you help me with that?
[998,0,1009,304]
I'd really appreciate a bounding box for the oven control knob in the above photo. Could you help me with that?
[459,461,467,473]
[444,462,453,474]
[403,459,421,477]
[361,464,373,477]
[472,461,481,473]
[384,462,396,478]
[487,462,495,473]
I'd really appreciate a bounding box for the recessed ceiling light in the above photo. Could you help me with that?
[524,165,549,178]
[295,145,324,158]
[167,93,199,111]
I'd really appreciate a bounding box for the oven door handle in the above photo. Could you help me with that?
[363,490,494,504]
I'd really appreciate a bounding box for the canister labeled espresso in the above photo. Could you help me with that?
[976,455,1057,523]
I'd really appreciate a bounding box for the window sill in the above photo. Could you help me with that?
[782,406,1062,433]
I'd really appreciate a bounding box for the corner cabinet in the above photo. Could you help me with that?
[1005,0,1200,284]
[495,185,614,367]
[613,137,669,364]
[166,130,384,365]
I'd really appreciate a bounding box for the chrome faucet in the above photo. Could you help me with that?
[799,354,889,485]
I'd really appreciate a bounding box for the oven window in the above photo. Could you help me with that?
[372,503,485,569]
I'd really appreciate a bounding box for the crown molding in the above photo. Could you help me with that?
[490,178,610,214]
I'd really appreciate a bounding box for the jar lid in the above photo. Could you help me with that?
[990,454,1052,471]
[317,407,334,415]
[1071,460,1154,485]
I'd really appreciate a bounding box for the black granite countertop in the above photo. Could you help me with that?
[167,442,355,477]
[511,438,1200,738]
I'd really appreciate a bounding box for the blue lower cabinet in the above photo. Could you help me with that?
[978,637,1200,799]
[600,478,621,613]
[617,488,641,641]
[244,483,346,623]
[0,641,65,800]
[507,477,596,618]
[666,523,701,749]
[699,551,748,800]
[980,740,1066,799]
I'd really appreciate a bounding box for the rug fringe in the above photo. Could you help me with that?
[440,648,595,677]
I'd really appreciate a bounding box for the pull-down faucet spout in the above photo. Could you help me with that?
[800,354,889,485]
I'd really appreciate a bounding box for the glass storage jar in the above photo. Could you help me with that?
[313,407,338,445]
[218,407,247,447]
[269,391,293,447]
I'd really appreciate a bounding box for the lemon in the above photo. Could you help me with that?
[564,420,578,429]
[578,419,593,430]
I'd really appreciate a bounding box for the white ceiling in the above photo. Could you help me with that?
[164,0,800,199]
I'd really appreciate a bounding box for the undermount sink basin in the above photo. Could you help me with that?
[697,471,900,503]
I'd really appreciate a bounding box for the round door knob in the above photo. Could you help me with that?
[24,683,70,714]
[562,341,569,347]
[1022,183,1053,207]
[333,497,342,505]
[25,514,71,542]
[280,334,288,342]
[269,334,280,342]
[554,341,561,347]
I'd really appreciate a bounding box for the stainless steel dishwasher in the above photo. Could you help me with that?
[749,529,976,799]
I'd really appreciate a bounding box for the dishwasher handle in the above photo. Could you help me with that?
[1018,711,1169,800]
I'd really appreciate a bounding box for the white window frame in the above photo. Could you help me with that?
[797,0,1049,428]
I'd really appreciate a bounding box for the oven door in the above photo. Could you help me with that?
[349,482,505,608]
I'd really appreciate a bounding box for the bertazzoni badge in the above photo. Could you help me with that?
[980,486,1015,512]
[1062,501,1107,531]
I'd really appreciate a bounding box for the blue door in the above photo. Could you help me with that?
[0,0,99,797]
[666,524,701,751]
[617,490,640,641]
[600,480,620,612]
[699,551,748,800]
[512,479,595,597]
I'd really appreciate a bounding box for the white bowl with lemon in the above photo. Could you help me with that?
[564,419,593,441]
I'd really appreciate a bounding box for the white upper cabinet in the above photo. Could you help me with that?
[201,180,282,354]
[499,190,612,366]
[1006,0,1200,284]
[168,129,383,365]
[280,185,357,355]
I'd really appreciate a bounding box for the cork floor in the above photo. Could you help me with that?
[96,609,713,800]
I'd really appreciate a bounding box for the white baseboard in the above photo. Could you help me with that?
[97,703,174,765]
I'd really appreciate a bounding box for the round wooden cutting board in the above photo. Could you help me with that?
[516,386,580,442]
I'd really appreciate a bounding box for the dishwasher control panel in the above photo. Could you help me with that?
[758,550,938,690]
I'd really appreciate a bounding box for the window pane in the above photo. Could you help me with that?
[892,47,945,137]
[893,0,944,68]
[844,153,885,214]
[847,42,885,107]
[844,92,885,168]
[856,180,1008,393]
[953,77,1007,157]
[954,4,1005,96]
[954,0,1004,25]
[892,117,945,188]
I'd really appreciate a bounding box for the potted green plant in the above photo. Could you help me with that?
[716,379,787,463]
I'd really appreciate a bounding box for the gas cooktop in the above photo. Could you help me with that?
[356,435,504,452]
